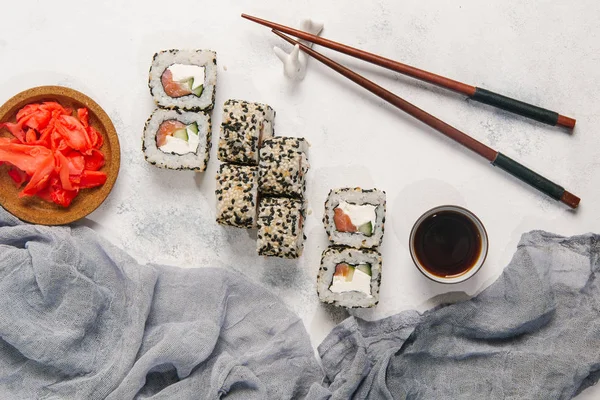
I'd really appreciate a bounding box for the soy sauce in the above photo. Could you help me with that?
[413,210,481,278]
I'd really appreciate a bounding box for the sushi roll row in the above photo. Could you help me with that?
[143,49,217,171]
[317,188,386,308]
[215,99,275,230]
[215,100,309,259]
[255,137,308,258]
[215,166,304,258]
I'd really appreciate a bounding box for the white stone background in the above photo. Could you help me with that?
[1,0,599,397]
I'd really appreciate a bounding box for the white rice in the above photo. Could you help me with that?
[148,49,217,111]
[142,109,211,171]
[317,246,382,308]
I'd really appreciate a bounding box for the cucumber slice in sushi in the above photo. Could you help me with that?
[356,263,372,276]
[358,221,373,236]
[172,128,188,141]
[192,84,204,97]
[187,122,199,134]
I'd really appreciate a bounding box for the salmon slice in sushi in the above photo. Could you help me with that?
[153,119,201,154]
[161,64,205,98]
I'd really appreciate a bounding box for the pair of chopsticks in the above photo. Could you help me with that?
[242,14,580,208]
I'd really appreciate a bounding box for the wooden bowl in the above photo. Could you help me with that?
[0,86,120,225]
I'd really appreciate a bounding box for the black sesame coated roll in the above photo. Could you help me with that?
[215,163,259,228]
[218,99,275,165]
[258,137,309,199]
[256,197,304,258]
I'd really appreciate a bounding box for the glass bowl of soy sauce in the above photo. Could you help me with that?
[409,205,488,284]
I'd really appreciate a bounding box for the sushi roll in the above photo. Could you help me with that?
[323,188,386,248]
[143,109,211,171]
[257,197,304,258]
[258,137,309,198]
[218,99,275,165]
[215,164,259,228]
[317,246,382,308]
[149,49,217,111]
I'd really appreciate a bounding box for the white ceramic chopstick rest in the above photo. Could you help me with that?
[273,18,324,80]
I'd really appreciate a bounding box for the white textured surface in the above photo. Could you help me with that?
[1,1,599,397]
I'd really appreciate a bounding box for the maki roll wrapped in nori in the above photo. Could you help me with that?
[143,109,211,171]
[323,188,386,248]
[257,197,304,258]
[215,164,259,228]
[258,137,309,199]
[218,99,275,165]
[149,49,217,111]
[317,246,382,308]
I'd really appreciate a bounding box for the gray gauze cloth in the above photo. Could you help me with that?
[2,202,600,400]
[310,231,600,400]
[0,208,323,399]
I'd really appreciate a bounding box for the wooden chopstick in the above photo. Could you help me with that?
[270,29,580,209]
[242,13,576,130]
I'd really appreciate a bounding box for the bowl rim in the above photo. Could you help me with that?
[0,85,120,225]
[408,204,489,284]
